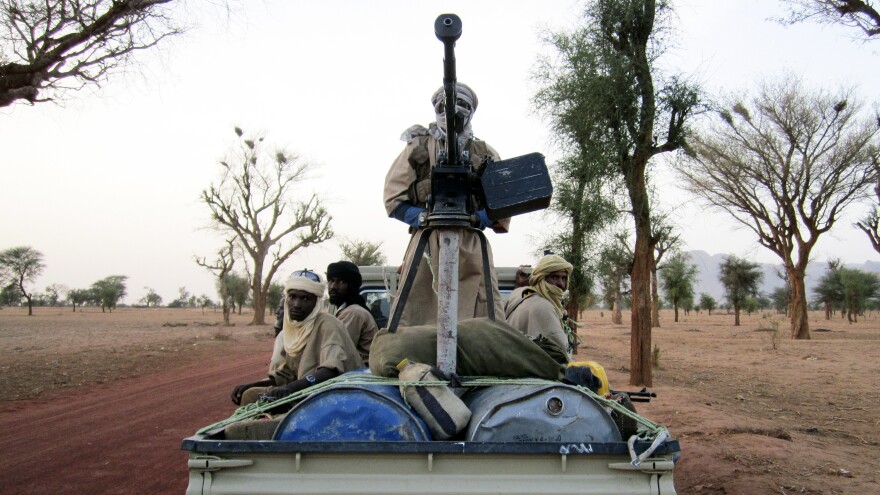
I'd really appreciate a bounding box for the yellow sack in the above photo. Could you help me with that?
[568,360,610,396]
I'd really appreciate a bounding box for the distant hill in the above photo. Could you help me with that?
[685,250,880,303]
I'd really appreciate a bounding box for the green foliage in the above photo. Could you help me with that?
[596,234,631,310]
[44,284,66,306]
[168,287,192,308]
[718,255,763,312]
[814,261,880,320]
[659,251,698,313]
[340,239,387,266]
[224,272,251,314]
[0,246,45,314]
[66,288,91,311]
[743,296,760,315]
[267,281,284,312]
[699,293,717,314]
[0,283,22,306]
[196,295,214,312]
[533,0,703,385]
[771,286,791,313]
[139,287,163,308]
[90,275,128,313]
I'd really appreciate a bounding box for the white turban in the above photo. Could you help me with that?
[431,82,477,147]
[279,274,326,358]
[529,255,574,318]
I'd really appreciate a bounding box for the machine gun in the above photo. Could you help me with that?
[614,388,658,403]
[387,14,553,375]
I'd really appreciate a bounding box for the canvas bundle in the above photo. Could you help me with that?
[397,359,471,440]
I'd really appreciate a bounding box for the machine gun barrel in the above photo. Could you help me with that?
[435,14,462,165]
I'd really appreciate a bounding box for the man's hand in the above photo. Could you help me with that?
[231,383,252,405]
[261,385,293,401]
[231,378,274,405]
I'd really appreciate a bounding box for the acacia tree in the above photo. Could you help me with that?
[91,275,127,312]
[0,246,45,315]
[340,239,387,266]
[780,0,880,40]
[718,256,763,326]
[597,234,632,325]
[202,127,333,325]
[698,293,716,315]
[67,288,90,312]
[224,272,250,315]
[535,0,702,386]
[139,287,163,307]
[814,261,880,322]
[676,77,880,339]
[532,48,620,326]
[195,238,236,325]
[659,251,697,322]
[649,213,680,327]
[44,283,66,306]
[0,0,184,107]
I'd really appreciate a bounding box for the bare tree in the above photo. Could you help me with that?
[676,76,880,339]
[0,0,185,107]
[855,177,880,251]
[0,246,45,315]
[202,127,333,325]
[194,238,236,325]
[780,0,880,40]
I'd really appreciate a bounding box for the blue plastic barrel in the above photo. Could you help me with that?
[274,378,431,442]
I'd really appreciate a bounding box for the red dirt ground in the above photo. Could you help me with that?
[0,306,878,494]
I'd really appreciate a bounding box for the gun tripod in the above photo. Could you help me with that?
[386,225,498,373]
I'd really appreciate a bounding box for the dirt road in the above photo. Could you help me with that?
[0,338,266,495]
[1,307,878,494]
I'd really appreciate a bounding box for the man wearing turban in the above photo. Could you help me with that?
[231,270,362,406]
[326,261,377,365]
[503,255,575,359]
[383,82,510,326]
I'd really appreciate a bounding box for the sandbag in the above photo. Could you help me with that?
[397,359,471,440]
[369,317,565,380]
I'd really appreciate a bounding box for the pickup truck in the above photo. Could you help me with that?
[181,267,680,494]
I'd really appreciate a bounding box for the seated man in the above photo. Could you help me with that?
[327,261,378,365]
[503,254,575,359]
[231,270,362,406]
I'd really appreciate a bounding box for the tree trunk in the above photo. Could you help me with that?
[787,267,811,339]
[630,233,653,387]
[218,274,232,325]
[566,299,580,356]
[250,257,267,325]
[673,303,679,322]
[630,208,653,387]
[650,256,660,327]
[734,304,740,326]
[611,295,622,324]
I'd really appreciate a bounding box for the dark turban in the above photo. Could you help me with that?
[327,261,363,289]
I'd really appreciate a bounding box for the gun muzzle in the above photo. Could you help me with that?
[435,14,462,43]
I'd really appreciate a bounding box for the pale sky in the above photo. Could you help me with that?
[2,0,879,304]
